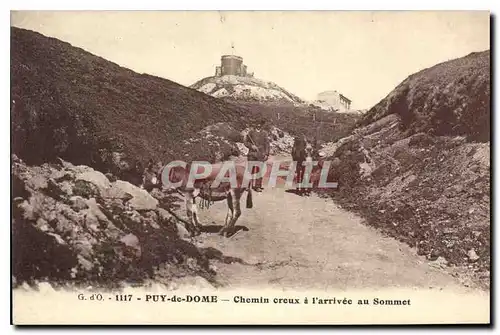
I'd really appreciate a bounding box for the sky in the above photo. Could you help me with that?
[10,11,490,110]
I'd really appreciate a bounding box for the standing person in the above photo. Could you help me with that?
[244,118,270,192]
[141,159,163,192]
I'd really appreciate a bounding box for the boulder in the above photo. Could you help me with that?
[467,249,480,262]
[12,156,216,289]
[105,180,159,211]
[176,222,192,239]
[69,196,89,212]
[75,169,111,194]
[120,233,141,257]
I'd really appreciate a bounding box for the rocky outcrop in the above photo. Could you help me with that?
[11,155,217,289]
[317,51,491,289]
[179,122,295,162]
[316,51,491,287]
[320,114,490,289]
[11,27,252,183]
[191,75,305,106]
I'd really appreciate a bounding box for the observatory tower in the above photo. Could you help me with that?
[214,55,254,77]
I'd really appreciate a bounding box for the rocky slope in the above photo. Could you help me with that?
[10,27,259,184]
[234,102,361,146]
[190,75,305,106]
[361,50,490,142]
[10,27,263,290]
[177,121,295,165]
[319,50,491,289]
[11,154,230,289]
[308,100,366,115]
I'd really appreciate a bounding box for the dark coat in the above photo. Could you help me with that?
[245,128,270,161]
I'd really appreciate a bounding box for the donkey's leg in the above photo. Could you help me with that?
[225,189,242,237]
[185,192,200,236]
[295,162,300,191]
[191,196,202,235]
[224,201,232,226]
[299,162,308,195]
[184,192,196,235]
[299,162,305,191]
[219,190,234,236]
[296,161,304,192]
[303,162,312,196]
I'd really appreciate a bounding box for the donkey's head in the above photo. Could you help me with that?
[293,134,316,162]
[304,137,315,162]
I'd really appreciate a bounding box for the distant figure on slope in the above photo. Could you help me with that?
[244,118,270,192]
[141,159,163,192]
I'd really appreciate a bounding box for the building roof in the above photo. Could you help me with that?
[317,90,338,95]
[317,90,351,103]
[221,55,243,60]
[339,94,352,103]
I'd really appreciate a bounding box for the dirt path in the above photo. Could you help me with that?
[188,156,484,293]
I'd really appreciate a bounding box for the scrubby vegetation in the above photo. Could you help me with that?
[10,27,260,183]
[231,101,361,145]
[361,51,490,142]
[320,50,491,289]
[11,26,490,291]
[10,27,258,289]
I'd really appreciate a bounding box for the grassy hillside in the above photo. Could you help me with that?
[320,51,491,289]
[10,27,260,288]
[361,50,490,142]
[229,101,361,145]
[10,27,257,181]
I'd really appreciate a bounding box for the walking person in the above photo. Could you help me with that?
[244,118,270,192]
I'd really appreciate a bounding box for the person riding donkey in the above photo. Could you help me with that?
[243,118,270,192]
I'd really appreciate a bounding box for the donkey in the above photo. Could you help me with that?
[142,159,253,238]
[291,135,317,195]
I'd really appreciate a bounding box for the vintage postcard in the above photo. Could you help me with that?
[10,10,491,325]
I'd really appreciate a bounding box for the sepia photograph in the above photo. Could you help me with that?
[10,9,491,325]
